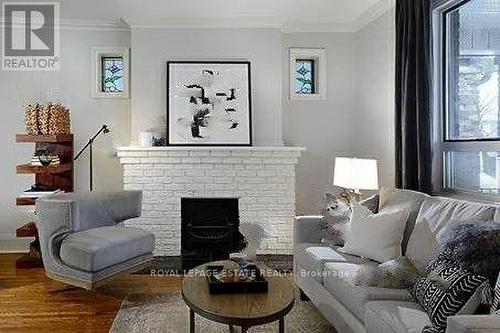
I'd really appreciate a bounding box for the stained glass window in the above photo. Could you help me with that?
[295,59,315,94]
[101,57,124,93]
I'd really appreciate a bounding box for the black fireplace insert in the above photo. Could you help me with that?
[181,198,246,271]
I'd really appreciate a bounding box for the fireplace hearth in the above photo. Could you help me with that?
[181,198,245,270]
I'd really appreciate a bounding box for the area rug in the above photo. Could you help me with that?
[110,291,336,333]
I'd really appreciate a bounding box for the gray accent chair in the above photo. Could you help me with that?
[35,191,154,290]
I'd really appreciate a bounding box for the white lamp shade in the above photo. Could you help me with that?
[333,157,379,191]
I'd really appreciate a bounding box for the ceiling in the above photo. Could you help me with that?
[23,0,393,32]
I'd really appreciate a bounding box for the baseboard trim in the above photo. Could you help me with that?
[0,236,30,253]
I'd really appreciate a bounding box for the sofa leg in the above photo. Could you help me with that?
[299,288,310,301]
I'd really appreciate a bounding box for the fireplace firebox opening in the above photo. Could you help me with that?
[181,198,246,271]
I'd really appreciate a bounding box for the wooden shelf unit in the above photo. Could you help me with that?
[16,197,38,206]
[15,134,74,143]
[16,222,37,238]
[15,134,74,269]
[16,163,73,174]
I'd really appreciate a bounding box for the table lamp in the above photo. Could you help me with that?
[333,157,379,203]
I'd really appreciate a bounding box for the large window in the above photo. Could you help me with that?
[437,0,500,196]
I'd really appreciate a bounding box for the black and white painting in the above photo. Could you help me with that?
[167,61,252,146]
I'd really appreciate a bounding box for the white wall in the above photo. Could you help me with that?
[352,9,396,189]
[130,28,283,146]
[282,33,358,214]
[281,11,395,215]
[0,29,130,251]
[0,15,396,250]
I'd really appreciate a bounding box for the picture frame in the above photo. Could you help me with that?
[167,61,252,146]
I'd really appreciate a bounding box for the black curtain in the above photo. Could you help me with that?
[395,0,433,193]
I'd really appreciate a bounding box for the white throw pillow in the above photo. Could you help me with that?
[339,202,409,263]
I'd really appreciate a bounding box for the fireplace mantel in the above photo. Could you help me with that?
[117,146,306,152]
[117,146,305,256]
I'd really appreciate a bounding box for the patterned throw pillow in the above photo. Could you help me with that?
[412,264,489,330]
[493,273,500,314]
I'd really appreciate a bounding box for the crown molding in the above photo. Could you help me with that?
[351,0,395,32]
[125,17,285,30]
[60,18,130,31]
[0,17,130,31]
[281,23,356,34]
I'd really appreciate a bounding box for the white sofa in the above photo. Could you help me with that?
[294,188,500,333]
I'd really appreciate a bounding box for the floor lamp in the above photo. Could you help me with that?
[74,125,110,191]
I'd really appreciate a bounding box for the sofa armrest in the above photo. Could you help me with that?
[446,315,500,333]
[294,215,323,246]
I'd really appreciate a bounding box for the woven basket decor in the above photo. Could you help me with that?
[24,103,42,134]
[25,102,71,135]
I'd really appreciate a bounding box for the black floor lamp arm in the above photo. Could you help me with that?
[74,125,108,161]
[74,125,110,191]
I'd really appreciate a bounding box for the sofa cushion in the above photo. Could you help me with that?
[364,300,431,333]
[294,246,376,283]
[379,187,430,255]
[60,225,155,272]
[406,197,497,270]
[323,262,411,320]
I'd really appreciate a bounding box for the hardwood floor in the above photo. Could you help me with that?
[0,254,182,333]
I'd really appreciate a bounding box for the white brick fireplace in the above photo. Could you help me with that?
[117,146,305,256]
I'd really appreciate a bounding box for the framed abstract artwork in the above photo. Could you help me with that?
[167,61,252,146]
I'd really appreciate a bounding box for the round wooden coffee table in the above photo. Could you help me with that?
[182,261,295,333]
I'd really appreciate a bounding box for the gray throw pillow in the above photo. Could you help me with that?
[354,256,424,289]
[319,193,379,247]
[429,219,500,288]
[319,193,352,246]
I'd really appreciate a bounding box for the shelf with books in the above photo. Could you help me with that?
[15,134,74,269]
